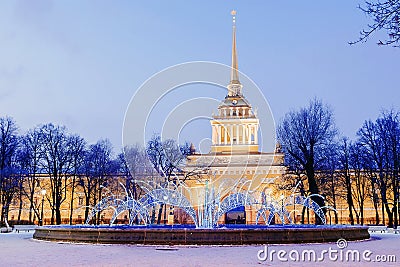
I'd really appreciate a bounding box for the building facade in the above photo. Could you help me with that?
[4,11,383,227]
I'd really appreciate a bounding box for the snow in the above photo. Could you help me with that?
[0,232,399,266]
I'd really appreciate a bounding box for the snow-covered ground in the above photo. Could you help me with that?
[0,232,399,266]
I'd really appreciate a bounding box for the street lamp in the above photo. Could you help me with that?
[40,189,46,226]
[280,194,285,205]
[280,194,285,224]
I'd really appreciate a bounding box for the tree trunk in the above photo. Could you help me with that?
[360,199,364,225]
[381,185,393,227]
[84,196,90,222]
[374,205,380,225]
[330,174,338,224]
[1,205,5,226]
[55,180,62,225]
[151,207,156,224]
[384,202,393,227]
[96,187,102,225]
[393,176,398,228]
[305,162,325,224]
[157,204,164,224]
[344,172,355,225]
[51,208,54,225]
[56,205,62,225]
[17,191,23,223]
[69,176,76,225]
[28,190,35,223]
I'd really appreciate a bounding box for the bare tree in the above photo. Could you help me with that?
[377,110,400,228]
[146,134,191,224]
[80,139,116,223]
[67,135,86,225]
[120,145,154,200]
[357,110,400,227]
[365,163,381,225]
[0,117,19,226]
[277,99,338,224]
[351,0,400,47]
[337,138,355,225]
[349,142,369,225]
[116,145,158,224]
[39,124,73,225]
[318,143,340,224]
[17,127,42,223]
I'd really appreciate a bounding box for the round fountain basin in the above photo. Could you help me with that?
[33,224,369,245]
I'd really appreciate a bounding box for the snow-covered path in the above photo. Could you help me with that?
[0,232,398,266]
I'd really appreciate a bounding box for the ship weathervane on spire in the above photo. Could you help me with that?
[228,10,243,97]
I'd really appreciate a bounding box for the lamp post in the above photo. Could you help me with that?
[280,194,285,224]
[40,189,46,226]
[280,194,285,210]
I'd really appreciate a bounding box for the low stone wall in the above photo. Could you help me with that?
[33,225,370,245]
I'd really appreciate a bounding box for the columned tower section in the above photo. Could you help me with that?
[210,11,259,154]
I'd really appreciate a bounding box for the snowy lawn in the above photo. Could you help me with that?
[0,232,399,266]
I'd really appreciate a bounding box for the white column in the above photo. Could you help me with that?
[242,125,245,144]
[216,125,219,144]
[255,125,258,144]
[236,124,239,144]
[251,125,256,144]
[250,125,254,144]
[217,124,222,144]
[216,125,218,144]
[211,125,215,144]
[230,125,233,144]
[247,125,250,143]
[224,125,227,145]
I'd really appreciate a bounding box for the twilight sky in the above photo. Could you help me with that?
[0,1,399,152]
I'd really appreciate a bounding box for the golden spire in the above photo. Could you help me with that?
[227,10,243,97]
[230,10,239,84]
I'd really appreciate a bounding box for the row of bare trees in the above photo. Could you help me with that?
[278,99,400,227]
[0,118,123,226]
[0,117,193,226]
[2,99,399,227]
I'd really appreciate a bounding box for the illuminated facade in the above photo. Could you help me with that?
[183,10,285,224]
[4,11,384,227]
